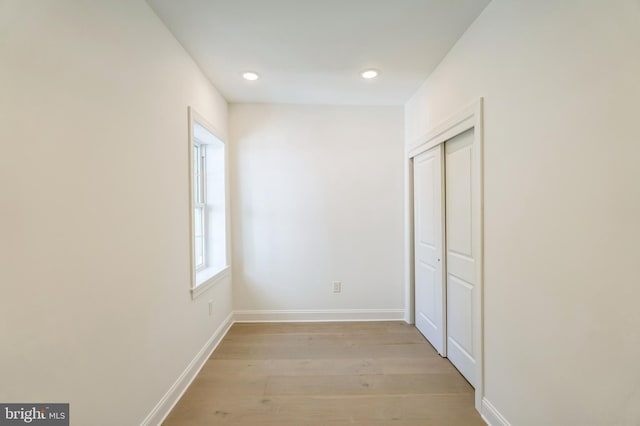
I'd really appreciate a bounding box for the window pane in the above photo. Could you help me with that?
[194,205,205,270]
[193,146,200,202]
[199,148,206,203]
[194,236,204,268]
[194,206,203,238]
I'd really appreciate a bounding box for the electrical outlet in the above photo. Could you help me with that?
[333,281,342,293]
[208,300,213,316]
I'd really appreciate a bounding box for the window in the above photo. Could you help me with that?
[188,107,229,298]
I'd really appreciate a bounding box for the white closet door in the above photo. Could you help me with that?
[413,145,446,355]
[445,129,477,386]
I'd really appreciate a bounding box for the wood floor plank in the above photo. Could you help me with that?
[222,330,426,346]
[264,373,472,396]
[163,321,485,425]
[229,321,402,335]
[196,356,456,378]
[211,341,438,360]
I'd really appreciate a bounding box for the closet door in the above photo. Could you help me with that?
[445,129,477,386]
[413,145,446,355]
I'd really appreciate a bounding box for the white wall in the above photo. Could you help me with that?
[0,1,231,424]
[405,1,640,425]
[230,104,405,320]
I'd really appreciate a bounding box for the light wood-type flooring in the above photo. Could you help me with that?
[163,321,485,425]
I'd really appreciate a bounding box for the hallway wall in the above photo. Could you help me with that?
[0,1,231,424]
[405,1,640,424]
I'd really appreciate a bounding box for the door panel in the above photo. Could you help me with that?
[413,145,445,355]
[447,274,473,355]
[445,129,477,386]
[445,141,473,257]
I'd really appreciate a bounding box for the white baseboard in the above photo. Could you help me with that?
[481,398,511,426]
[234,309,406,322]
[140,311,234,426]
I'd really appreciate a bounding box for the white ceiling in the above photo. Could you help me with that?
[146,0,490,106]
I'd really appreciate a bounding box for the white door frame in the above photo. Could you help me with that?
[405,98,484,411]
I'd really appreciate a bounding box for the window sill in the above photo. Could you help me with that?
[191,265,230,299]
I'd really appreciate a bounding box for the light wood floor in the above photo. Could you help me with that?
[163,322,485,425]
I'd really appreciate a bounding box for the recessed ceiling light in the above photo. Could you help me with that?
[242,71,259,81]
[361,69,379,79]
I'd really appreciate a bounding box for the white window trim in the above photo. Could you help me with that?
[187,106,231,299]
[192,265,231,299]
